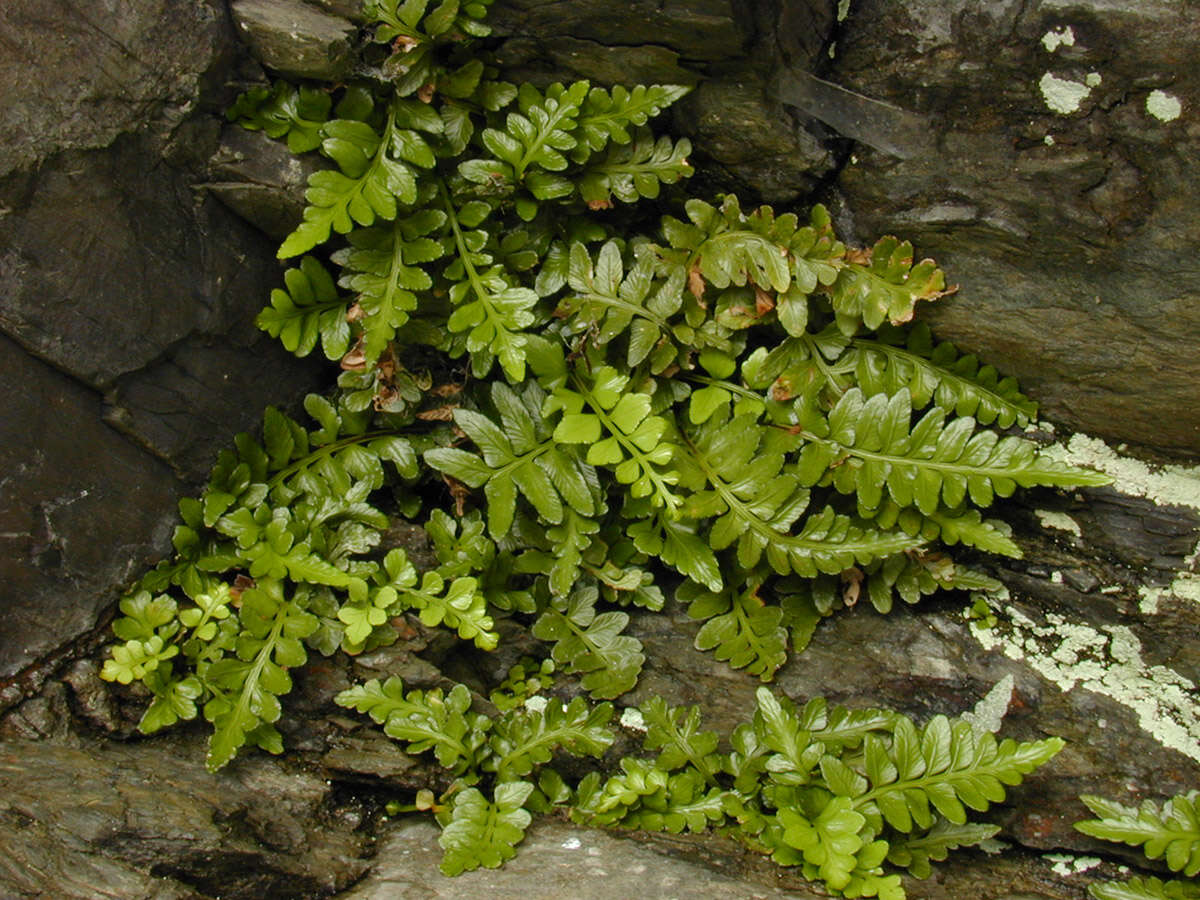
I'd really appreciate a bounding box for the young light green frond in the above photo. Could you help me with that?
[486,695,614,781]
[256,256,350,359]
[551,366,682,511]
[613,770,728,835]
[438,782,533,876]
[778,796,870,890]
[682,577,789,681]
[1078,792,1200,877]
[202,579,318,771]
[280,107,428,258]
[335,676,490,774]
[573,758,670,825]
[639,696,722,781]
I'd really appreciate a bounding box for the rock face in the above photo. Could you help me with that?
[0,0,325,681]
[824,0,1200,455]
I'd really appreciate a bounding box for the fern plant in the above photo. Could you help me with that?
[99,0,1111,894]
[1077,792,1200,899]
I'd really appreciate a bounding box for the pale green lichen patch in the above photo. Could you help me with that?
[1041,26,1076,52]
[971,592,1200,762]
[1146,89,1182,122]
[1036,509,1082,537]
[1044,853,1102,877]
[837,0,851,22]
[619,707,647,732]
[963,675,1015,735]
[1039,72,1097,114]
[1140,571,1200,614]
[1045,433,1200,512]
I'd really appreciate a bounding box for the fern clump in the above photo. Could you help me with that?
[1077,792,1200,899]
[99,0,1111,895]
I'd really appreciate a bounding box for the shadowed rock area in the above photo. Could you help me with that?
[2,0,1199,898]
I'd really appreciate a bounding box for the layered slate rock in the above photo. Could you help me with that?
[820,0,1200,453]
[0,0,326,681]
[0,738,369,899]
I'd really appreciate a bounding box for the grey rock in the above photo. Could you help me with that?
[231,0,357,81]
[208,124,326,240]
[0,0,231,175]
[104,332,327,482]
[0,335,180,680]
[0,0,334,684]
[674,77,838,204]
[0,738,369,899]
[826,0,1200,453]
[490,0,749,62]
[336,818,828,899]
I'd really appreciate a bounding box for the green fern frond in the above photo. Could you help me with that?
[438,782,533,876]
[578,130,693,207]
[1078,792,1200,877]
[335,676,490,774]
[852,322,1038,427]
[256,256,351,359]
[202,578,318,771]
[830,236,951,334]
[227,81,332,153]
[485,695,614,781]
[859,715,1064,831]
[886,820,1000,879]
[639,696,723,781]
[424,381,596,537]
[796,387,1111,516]
[280,101,441,258]
[574,84,691,159]
[682,575,789,681]
[531,584,644,699]
[332,207,446,364]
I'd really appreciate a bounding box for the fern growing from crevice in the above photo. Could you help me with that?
[1077,791,1200,900]
[99,0,1114,894]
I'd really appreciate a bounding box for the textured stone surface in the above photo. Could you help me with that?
[337,819,827,899]
[0,335,179,680]
[0,0,330,683]
[208,125,326,240]
[823,0,1200,453]
[0,0,230,175]
[0,738,369,899]
[231,0,356,81]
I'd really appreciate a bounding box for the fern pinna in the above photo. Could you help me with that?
[1076,791,1200,900]
[103,0,1108,894]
